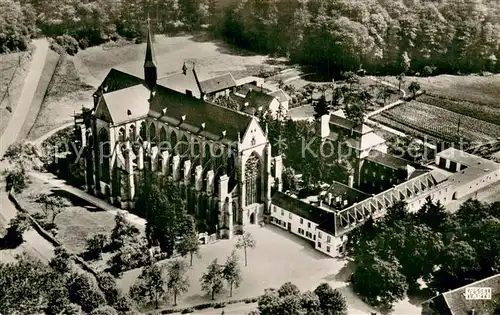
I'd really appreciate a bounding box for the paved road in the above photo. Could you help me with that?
[0,39,49,156]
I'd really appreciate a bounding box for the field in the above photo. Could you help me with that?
[372,101,500,143]
[0,51,32,135]
[416,94,500,126]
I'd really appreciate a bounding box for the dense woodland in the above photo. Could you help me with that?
[2,0,500,75]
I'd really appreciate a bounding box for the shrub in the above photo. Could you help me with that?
[68,273,106,313]
[6,168,26,193]
[55,35,79,55]
[90,306,118,315]
[181,308,194,314]
[193,303,213,310]
[78,38,90,49]
[213,302,226,308]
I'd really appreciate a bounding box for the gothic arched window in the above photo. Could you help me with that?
[214,147,223,173]
[170,131,178,154]
[128,124,136,142]
[149,122,156,144]
[98,128,111,182]
[180,135,189,156]
[139,121,147,142]
[245,152,261,206]
[118,127,126,142]
[204,143,211,168]
[159,127,167,152]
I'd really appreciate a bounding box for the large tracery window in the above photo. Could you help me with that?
[245,152,261,206]
[118,127,126,142]
[128,125,136,142]
[170,131,178,154]
[159,127,167,151]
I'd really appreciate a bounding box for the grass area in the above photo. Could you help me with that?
[0,51,32,135]
[27,54,94,141]
[18,49,61,140]
[18,178,117,254]
[374,101,500,143]
[77,34,272,82]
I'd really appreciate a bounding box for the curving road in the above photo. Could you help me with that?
[0,38,49,156]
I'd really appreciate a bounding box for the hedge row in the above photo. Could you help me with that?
[152,297,260,314]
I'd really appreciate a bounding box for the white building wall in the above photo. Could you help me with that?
[269,204,343,258]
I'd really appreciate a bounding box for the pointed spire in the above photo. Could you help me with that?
[144,13,157,89]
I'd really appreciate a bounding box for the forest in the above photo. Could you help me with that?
[2,0,500,75]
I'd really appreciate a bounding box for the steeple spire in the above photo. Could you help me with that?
[144,13,157,89]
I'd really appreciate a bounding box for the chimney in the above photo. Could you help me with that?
[320,114,330,138]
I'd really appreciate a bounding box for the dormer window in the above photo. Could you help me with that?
[127,109,132,116]
[181,115,186,122]
[201,123,206,130]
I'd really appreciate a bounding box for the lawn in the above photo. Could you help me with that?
[0,50,32,136]
[27,54,95,141]
[373,101,500,143]
[18,178,117,254]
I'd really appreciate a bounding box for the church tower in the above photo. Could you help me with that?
[144,15,157,89]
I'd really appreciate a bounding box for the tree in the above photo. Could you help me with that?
[108,237,150,276]
[313,94,329,119]
[222,250,243,297]
[278,282,300,297]
[166,259,189,306]
[90,306,118,315]
[68,273,106,313]
[352,255,408,310]
[408,81,421,97]
[314,283,347,315]
[177,231,200,266]
[258,289,281,315]
[300,291,320,314]
[5,167,27,193]
[50,246,71,274]
[396,73,405,92]
[0,252,54,314]
[416,197,450,230]
[86,233,108,260]
[3,212,31,246]
[235,232,256,267]
[110,212,140,250]
[35,193,67,223]
[130,262,166,309]
[200,259,224,300]
[96,272,120,306]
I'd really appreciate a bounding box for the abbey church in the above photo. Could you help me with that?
[75,22,283,238]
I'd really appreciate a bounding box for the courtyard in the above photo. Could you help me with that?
[117,224,421,314]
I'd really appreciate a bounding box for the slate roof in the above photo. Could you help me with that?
[149,84,253,143]
[235,83,271,97]
[271,191,336,235]
[245,90,276,111]
[199,73,236,94]
[271,191,325,223]
[329,114,373,135]
[96,69,144,95]
[269,89,291,103]
[367,149,411,169]
[157,67,202,97]
[98,84,151,125]
[421,273,500,315]
[323,181,370,206]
